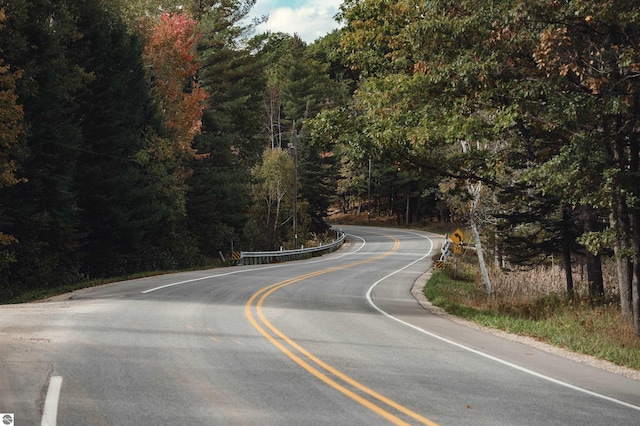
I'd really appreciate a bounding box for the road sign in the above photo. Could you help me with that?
[453,244,463,255]
[449,228,465,245]
[232,251,241,260]
[435,260,445,269]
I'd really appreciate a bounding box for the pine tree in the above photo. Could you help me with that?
[71,0,169,275]
[0,0,89,294]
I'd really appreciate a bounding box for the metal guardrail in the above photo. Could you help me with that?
[238,230,346,265]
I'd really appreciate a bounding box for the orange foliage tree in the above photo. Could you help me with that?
[143,11,209,159]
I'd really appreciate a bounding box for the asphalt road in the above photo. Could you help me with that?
[1,225,639,425]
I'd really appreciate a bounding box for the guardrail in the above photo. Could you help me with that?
[238,230,346,265]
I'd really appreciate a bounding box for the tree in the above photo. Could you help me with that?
[460,141,495,295]
[0,0,269,300]
[0,0,92,294]
[251,148,295,250]
[520,1,640,333]
[142,11,209,160]
[296,131,334,234]
[70,0,184,275]
[184,0,264,256]
[335,0,588,295]
[0,8,24,246]
[336,0,640,327]
[186,108,252,257]
[257,33,345,235]
[0,7,24,282]
[0,8,23,188]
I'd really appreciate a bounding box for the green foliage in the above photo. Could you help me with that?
[297,134,334,234]
[0,8,23,192]
[71,2,170,276]
[256,32,345,233]
[251,148,295,249]
[327,0,640,330]
[0,0,91,293]
[187,125,252,255]
[0,8,24,260]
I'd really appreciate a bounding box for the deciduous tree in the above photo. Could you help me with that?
[529,1,640,333]
[251,148,295,250]
[143,11,209,159]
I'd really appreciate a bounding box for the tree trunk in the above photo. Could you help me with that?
[628,124,640,335]
[611,206,633,322]
[586,253,604,302]
[610,112,640,328]
[561,205,574,298]
[460,141,492,295]
[562,243,574,300]
[265,199,275,249]
[470,184,492,295]
[610,125,634,321]
[405,193,410,225]
[633,257,640,336]
[494,233,504,269]
[581,207,605,302]
[470,212,492,295]
[630,209,640,336]
[274,197,281,236]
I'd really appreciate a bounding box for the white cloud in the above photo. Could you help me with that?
[249,0,343,43]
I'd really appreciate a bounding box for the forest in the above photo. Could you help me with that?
[1,0,640,337]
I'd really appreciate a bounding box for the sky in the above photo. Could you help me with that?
[247,0,343,44]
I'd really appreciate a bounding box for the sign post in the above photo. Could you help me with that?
[448,229,465,277]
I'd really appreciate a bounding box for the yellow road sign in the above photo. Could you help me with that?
[453,244,463,255]
[435,260,445,269]
[450,228,465,245]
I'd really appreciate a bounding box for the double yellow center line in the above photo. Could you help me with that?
[244,235,439,426]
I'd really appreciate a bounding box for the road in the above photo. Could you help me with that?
[1,225,639,425]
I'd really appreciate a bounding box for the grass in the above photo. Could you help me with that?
[425,256,640,371]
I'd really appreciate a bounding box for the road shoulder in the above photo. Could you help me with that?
[411,269,640,382]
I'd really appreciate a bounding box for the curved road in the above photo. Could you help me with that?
[1,226,639,425]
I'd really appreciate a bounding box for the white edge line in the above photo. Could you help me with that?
[41,376,63,426]
[142,232,366,294]
[365,231,640,413]
[143,264,295,293]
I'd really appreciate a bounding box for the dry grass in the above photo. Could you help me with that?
[488,257,619,302]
